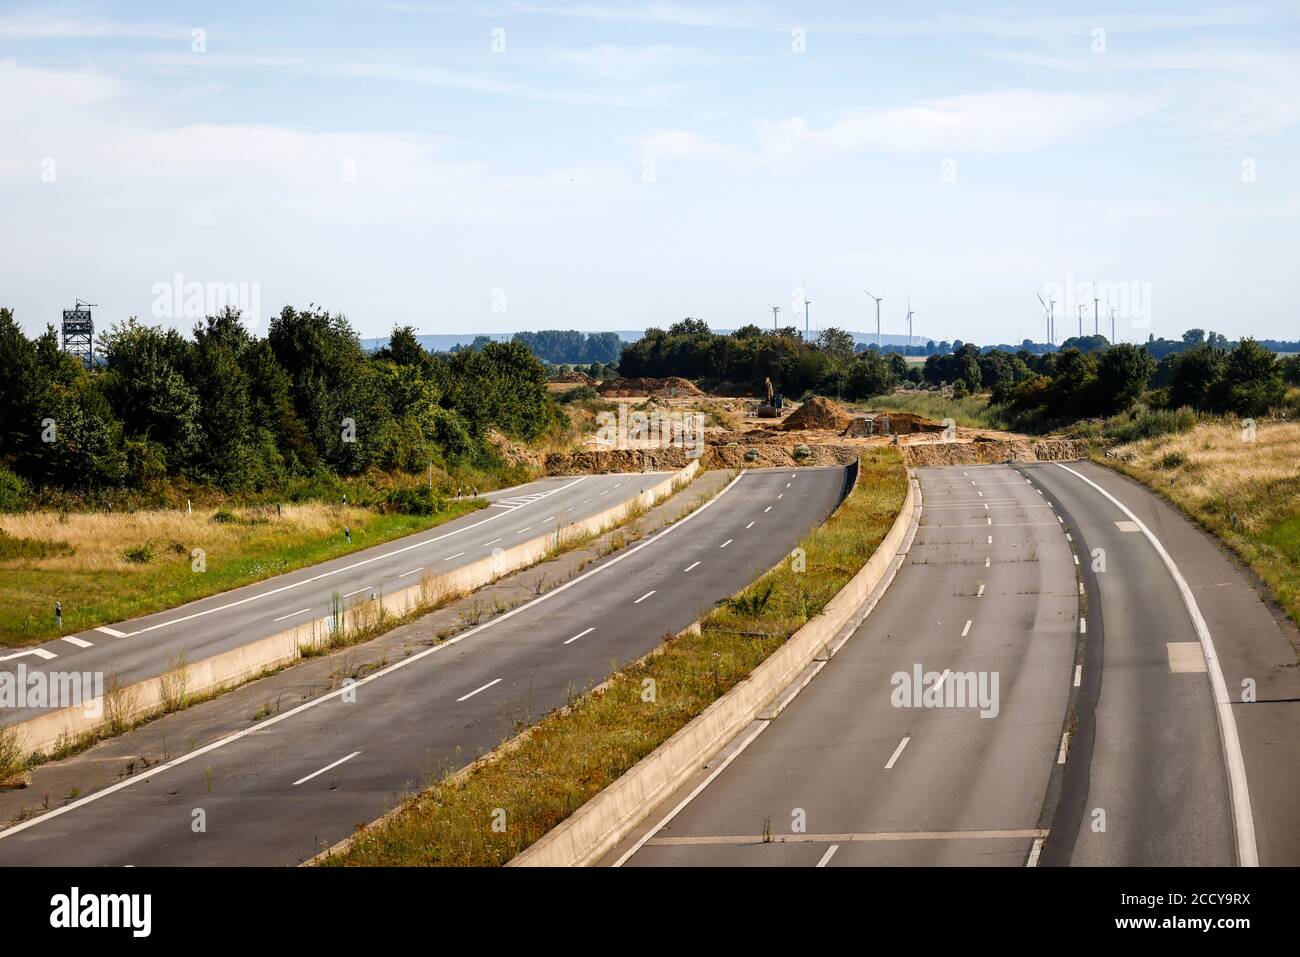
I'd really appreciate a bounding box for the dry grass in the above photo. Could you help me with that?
[0,501,483,646]
[1104,417,1300,628]
[324,448,907,866]
[0,503,368,574]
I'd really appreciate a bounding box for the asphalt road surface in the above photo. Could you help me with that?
[609,461,1300,867]
[0,466,846,865]
[1,471,671,726]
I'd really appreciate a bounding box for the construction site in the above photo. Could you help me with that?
[538,377,1087,473]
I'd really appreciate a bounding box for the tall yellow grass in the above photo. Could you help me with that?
[0,504,371,574]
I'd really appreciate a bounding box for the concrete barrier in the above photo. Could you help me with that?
[8,461,700,760]
[509,467,917,866]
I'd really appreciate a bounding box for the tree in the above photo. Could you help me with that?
[1092,344,1155,415]
[845,351,895,400]
[815,327,855,361]
[1216,338,1285,416]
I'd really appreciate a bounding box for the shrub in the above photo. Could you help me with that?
[122,543,155,564]
[386,485,445,516]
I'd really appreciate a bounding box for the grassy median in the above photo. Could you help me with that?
[324,449,907,866]
[1101,417,1300,631]
[0,499,485,647]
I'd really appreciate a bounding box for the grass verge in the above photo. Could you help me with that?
[323,448,906,866]
[0,499,485,647]
[1100,417,1300,631]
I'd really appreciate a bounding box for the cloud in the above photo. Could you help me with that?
[0,16,189,40]
[643,90,1160,166]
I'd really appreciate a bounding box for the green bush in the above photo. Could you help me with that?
[386,485,446,516]
[556,385,598,404]
[0,466,26,512]
[122,543,155,564]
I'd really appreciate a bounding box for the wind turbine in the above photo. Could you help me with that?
[864,289,883,348]
[801,280,811,339]
[1092,278,1101,336]
[904,296,914,348]
[770,304,780,332]
[1037,292,1055,346]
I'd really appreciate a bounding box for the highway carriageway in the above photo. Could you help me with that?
[1,471,670,727]
[607,461,1300,867]
[0,466,846,865]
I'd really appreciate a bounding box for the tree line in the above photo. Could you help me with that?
[0,307,555,500]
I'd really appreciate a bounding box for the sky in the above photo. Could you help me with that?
[2,1,1298,346]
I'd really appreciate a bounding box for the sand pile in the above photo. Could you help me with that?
[781,396,852,432]
[597,377,704,398]
[903,439,1087,466]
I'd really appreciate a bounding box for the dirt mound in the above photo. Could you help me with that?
[844,411,945,437]
[781,396,852,432]
[545,447,694,475]
[704,443,857,469]
[903,439,1088,467]
[486,429,544,471]
[597,376,703,398]
[551,370,595,385]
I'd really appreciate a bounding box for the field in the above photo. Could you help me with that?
[325,447,907,866]
[1103,418,1300,628]
[0,499,484,647]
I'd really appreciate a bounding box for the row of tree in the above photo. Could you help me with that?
[0,308,556,493]
[917,335,1296,427]
[511,330,624,365]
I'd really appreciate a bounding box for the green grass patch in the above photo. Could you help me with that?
[324,448,907,866]
[0,500,485,647]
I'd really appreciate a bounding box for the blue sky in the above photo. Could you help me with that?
[2,1,1297,344]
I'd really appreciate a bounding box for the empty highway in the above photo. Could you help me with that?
[0,466,846,865]
[609,461,1300,867]
[1,471,671,726]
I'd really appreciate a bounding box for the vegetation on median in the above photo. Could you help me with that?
[323,448,907,866]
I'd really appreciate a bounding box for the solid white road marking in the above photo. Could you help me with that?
[0,648,58,661]
[683,561,700,572]
[633,590,656,604]
[94,626,127,638]
[1026,837,1044,868]
[1080,617,1087,634]
[1057,733,1070,764]
[457,678,502,702]
[884,736,912,770]
[563,627,595,645]
[272,607,312,622]
[0,471,751,846]
[61,636,93,648]
[1074,665,1082,687]
[816,845,839,867]
[292,751,361,786]
[119,476,590,639]
[961,620,972,638]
